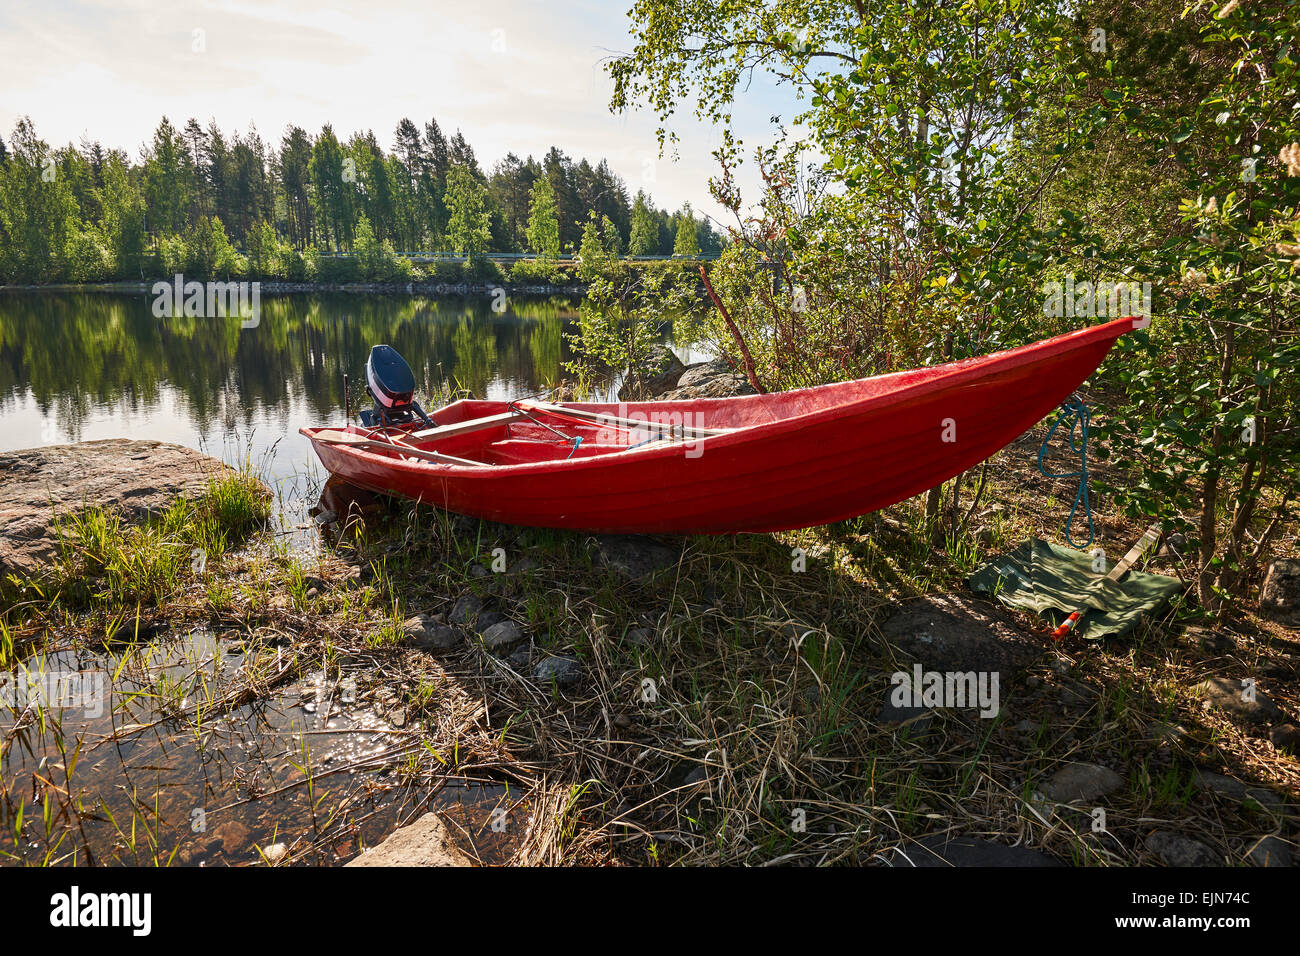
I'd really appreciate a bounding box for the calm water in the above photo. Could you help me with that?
[0,291,699,515]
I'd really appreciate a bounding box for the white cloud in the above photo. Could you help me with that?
[0,0,806,221]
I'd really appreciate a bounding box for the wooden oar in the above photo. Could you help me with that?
[1050,521,1162,641]
[311,429,485,467]
[517,399,732,438]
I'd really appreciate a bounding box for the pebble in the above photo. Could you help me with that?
[532,655,581,686]
[1196,677,1283,723]
[1145,830,1219,866]
[448,595,485,627]
[1269,723,1300,754]
[481,619,526,650]
[402,614,462,650]
[1040,762,1124,803]
[1246,836,1292,867]
[263,843,288,865]
[625,627,654,647]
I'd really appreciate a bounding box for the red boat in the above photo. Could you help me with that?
[302,317,1134,534]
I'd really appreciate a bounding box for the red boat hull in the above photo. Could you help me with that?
[303,318,1132,533]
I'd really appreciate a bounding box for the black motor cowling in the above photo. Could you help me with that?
[360,344,433,428]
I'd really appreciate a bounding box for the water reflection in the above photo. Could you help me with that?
[0,291,694,508]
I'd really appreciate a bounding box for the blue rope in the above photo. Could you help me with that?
[1037,395,1095,549]
[565,436,583,459]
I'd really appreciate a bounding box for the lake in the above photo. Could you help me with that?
[0,290,700,518]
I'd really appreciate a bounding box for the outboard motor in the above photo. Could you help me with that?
[360,344,433,428]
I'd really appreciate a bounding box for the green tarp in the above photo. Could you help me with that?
[967,538,1183,641]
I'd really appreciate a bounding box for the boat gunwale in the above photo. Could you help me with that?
[300,316,1134,476]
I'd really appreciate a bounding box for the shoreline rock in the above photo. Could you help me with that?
[345,812,472,867]
[0,439,244,582]
[620,349,757,402]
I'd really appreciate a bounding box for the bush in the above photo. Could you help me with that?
[429,260,463,283]
[315,251,361,283]
[62,226,112,283]
[462,257,504,283]
[354,215,414,281]
[510,259,562,285]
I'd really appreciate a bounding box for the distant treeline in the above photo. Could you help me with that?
[0,116,725,284]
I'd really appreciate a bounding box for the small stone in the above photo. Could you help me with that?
[416,623,462,650]
[1195,677,1283,723]
[1041,762,1124,803]
[469,564,490,578]
[1187,627,1234,654]
[1190,770,1285,811]
[1259,558,1300,617]
[449,594,485,627]
[263,843,288,865]
[480,619,525,650]
[1270,723,1300,754]
[880,687,932,732]
[401,614,431,638]
[1247,836,1292,867]
[213,820,250,851]
[532,655,581,686]
[1145,830,1219,867]
[625,627,653,647]
[305,587,320,599]
[506,645,532,669]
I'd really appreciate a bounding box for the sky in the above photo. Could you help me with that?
[0,0,806,226]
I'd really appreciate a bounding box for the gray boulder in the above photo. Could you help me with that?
[481,619,526,650]
[618,345,686,401]
[1259,558,1300,618]
[661,359,757,400]
[402,614,462,650]
[1195,676,1284,723]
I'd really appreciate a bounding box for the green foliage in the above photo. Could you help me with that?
[628,190,658,256]
[0,112,691,284]
[567,261,698,382]
[462,256,504,283]
[180,215,241,279]
[526,174,561,260]
[0,118,78,282]
[671,202,700,257]
[353,214,413,281]
[510,258,564,285]
[445,165,492,259]
[608,0,1300,611]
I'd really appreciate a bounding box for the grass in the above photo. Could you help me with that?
[16,467,274,614]
[3,425,1297,867]
[308,421,1298,867]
